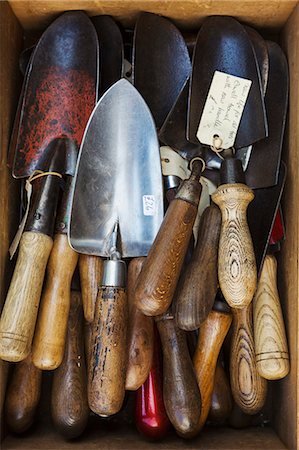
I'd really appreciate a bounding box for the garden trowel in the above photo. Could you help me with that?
[69,78,164,416]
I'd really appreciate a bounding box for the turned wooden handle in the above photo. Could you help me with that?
[5,354,42,433]
[32,234,79,370]
[126,257,154,391]
[230,305,267,414]
[51,291,89,439]
[0,231,53,362]
[253,254,290,380]
[212,184,257,308]
[208,359,233,423]
[156,314,201,438]
[79,255,103,323]
[193,308,232,431]
[175,203,221,330]
[88,286,128,416]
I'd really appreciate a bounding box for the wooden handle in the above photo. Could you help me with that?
[156,314,201,438]
[51,291,89,439]
[193,308,232,431]
[135,164,202,318]
[175,203,221,330]
[230,305,267,414]
[253,254,290,380]
[126,257,154,391]
[79,255,103,323]
[208,359,233,423]
[5,354,42,433]
[0,231,53,362]
[32,234,79,370]
[0,360,9,415]
[88,286,128,416]
[212,184,257,308]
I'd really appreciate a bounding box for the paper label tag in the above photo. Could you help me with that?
[197,71,252,149]
[143,195,156,216]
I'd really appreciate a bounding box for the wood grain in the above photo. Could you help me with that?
[0,231,53,362]
[230,305,267,414]
[5,354,42,433]
[193,308,232,431]
[212,183,257,309]
[126,257,154,391]
[208,360,233,423]
[175,203,221,330]
[32,234,79,370]
[88,286,128,416]
[79,255,103,323]
[156,313,202,438]
[51,291,89,439]
[253,254,290,380]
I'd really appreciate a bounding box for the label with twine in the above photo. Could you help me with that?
[9,171,62,259]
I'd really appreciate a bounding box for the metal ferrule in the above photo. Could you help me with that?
[164,175,181,191]
[220,157,245,185]
[175,163,202,206]
[101,259,126,288]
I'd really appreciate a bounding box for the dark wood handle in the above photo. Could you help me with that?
[212,184,257,308]
[230,305,267,414]
[135,169,202,317]
[88,286,128,416]
[126,257,154,391]
[193,308,232,431]
[32,234,79,370]
[253,254,290,380]
[208,359,233,423]
[0,231,53,362]
[156,314,201,438]
[51,291,89,439]
[175,203,221,330]
[5,354,42,433]
[79,255,103,323]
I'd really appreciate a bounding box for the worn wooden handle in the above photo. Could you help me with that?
[79,255,103,323]
[253,254,290,380]
[32,234,79,370]
[208,360,233,423]
[51,291,89,439]
[193,308,232,431]
[230,305,267,414]
[175,203,221,330]
[212,184,257,308]
[156,314,201,438]
[5,354,42,433]
[0,231,53,362]
[126,257,154,391]
[88,286,128,416]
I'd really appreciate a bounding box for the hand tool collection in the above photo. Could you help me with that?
[1,10,290,440]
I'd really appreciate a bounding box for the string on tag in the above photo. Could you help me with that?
[9,171,63,259]
[210,135,224,158]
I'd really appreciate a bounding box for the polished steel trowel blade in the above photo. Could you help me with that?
[69,79,164,257]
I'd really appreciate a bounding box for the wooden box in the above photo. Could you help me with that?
[0,1,298,449]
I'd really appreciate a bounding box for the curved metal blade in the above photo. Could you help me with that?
[133,12,191,129]
[69,79,164,257]
[13,11,98,178]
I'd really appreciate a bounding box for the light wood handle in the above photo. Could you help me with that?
[208,360,233,423]
[230,305,267,414]
[5,354,42,433]
[253,254,290,380]
[157,314,202,438]
[135,199,199,317]
[51,291,89,439]
[126,257,154,391]
[175,203,221,330]
[88,286,128,416]
[0,231,53,362]
[193,308,232,431]
[79,255,103,323]
[212,184,257,308]
[32,234,78,370]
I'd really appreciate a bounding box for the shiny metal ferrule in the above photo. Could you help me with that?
[101,259,126,288]
[164,175,181,190]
